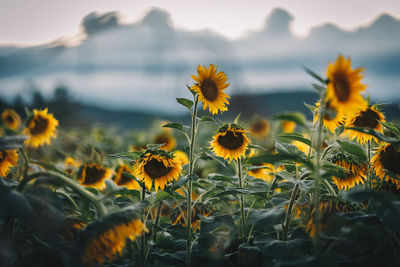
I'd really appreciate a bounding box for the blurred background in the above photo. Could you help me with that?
[1,0,400,128]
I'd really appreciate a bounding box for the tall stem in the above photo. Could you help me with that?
[187,95,198,267]
[367,140,372,190]
[237,159,246,243]
[282,162,299,241]
[140,185,146,267]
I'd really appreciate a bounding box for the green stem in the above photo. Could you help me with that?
[367,140,372,190]
[323,179,337,196]
[19,148,29,181]
[186,95,198,267]
[237,159,246,243]
[140,185,146,267]
[282,163,299,241]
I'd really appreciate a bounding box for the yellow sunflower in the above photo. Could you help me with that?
[282,121,296,133]
[173,150,189,166]
[191,64,230,114]
[248,163,284,183]
[171,204,210,231]
[64,157,80,175]
[372,144,400,188]
[2,109,21,130]
[113,164,140,190]
[23,108,59,148]
[325,55,367,116]
[82,209,148,266]
[78,163,112,190]
[330,157,366,190]
[210,124,250,163]
[345,105,385,144]
[315,101,346,133]
[153,130,176,151]
[249,118,269,139]
[0,150,18,177]
[135,150,182,192]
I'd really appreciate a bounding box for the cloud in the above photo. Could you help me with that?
[81,11,121,36]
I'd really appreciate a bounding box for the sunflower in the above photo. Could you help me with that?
[81,209,148,266]
[0,150,18,177]
[329,154,367,190]
[248,163,283,183]
[325,55,367,116]
[372,144,400,188]
[173,150,189,166]
[171,204,210,231]
[64,157,80,175]
[23,108,59,148]
[282,121,296,133]
[153,130,176,151]
[78,163,112,190]
[113,164,140,190]
[135,150,182,192]
[2,109,21,130]
[191,64,230,114]
[345,105,385,144]
[249,118,269,139]
[315,101,346,133]
[210,124,250,163]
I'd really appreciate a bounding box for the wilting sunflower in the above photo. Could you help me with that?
[171,204,210,231]
[78,163,112,190]
[0,150,18,177]
[191,64,230,114]
[173,150,189,166]
[345,105,385,144]
[329,153,367,190]
[282,121,296,133]
[249,118,269,139]
[210,124,250,163]
[81,208,148,266]
[113,164,140,190]
[315,101,346,133]
[372,144,400,188]
[153,130,176,151]
[23,108,59,148]
[135,150,182,192]
[307,198,352,237]
[2,109,21,130]
[325,55,367,116]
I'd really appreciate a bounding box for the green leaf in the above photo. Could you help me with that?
[186,84,196,97]
[155,191,173,202]
[345,127,400,145]
[278,133,311,146]
[163,122,185,133]
[274,112,307,127]
[336,140,367,162]
[312,83,326,93]
[147,143,166,150]
[199,116,216,124]
[334,125,345,136]
[247,207,285,228]
[107,151,142,162]
[176,98,193,111]
[381,121,400,137]
[304,67,327,84]
[234,113,241,124]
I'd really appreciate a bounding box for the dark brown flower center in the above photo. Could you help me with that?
[251,121,267,133]
[83,165,106,185]
[30,116,49,135]
[5,115,14,123]
[381,145,400,175]
[323,101,337,121]
[118,169,134,185]
[332,73,350,102]
[353,108,380,129]
[144,158,171,179]
[217,130,244,150]
[200,78,218,101]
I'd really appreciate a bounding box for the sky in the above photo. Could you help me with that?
[1,0,400,45]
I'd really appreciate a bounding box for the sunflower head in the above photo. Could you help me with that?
[345,105,385,144]
[328,152,367,190]
[190,64,230,114]
[2,109,21,130]
[64,157,80,175]
[135,149,182,192]
[0,150,19,177]
[249,118,269,139]
[171,204,210,231]
[372,144,400,188]
[315,101,345,133]
[80,208,148,266]
[153,130,176,151]
[210,124,250,163]
[173,150,189,166]
[113,164,140,190]
[78,163,112,190]
[325,55,367,116]
[23,108,59,148]
[282,121,296,133]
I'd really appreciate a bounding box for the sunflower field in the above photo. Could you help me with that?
[1,56,400,267]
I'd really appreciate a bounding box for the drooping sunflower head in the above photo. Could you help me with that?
[325,55,367,116]
[315,101,346,133]
[372,144,400,188]
[282,120,296,133]
[345,105,385,144]
[249,118,269,139]
[23,108,59,148]
[113,164,140,190]
[191,64,230,114]
[153,130,176,151]
[0,150,19,177]
[135,149,182,192]
[210,124,251,163]
[2,109,21,131]
[328,152,367,190]
[78,163,112,190]
[171,204,210,231]
[173,150,189,166]
[80,208,148,266]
